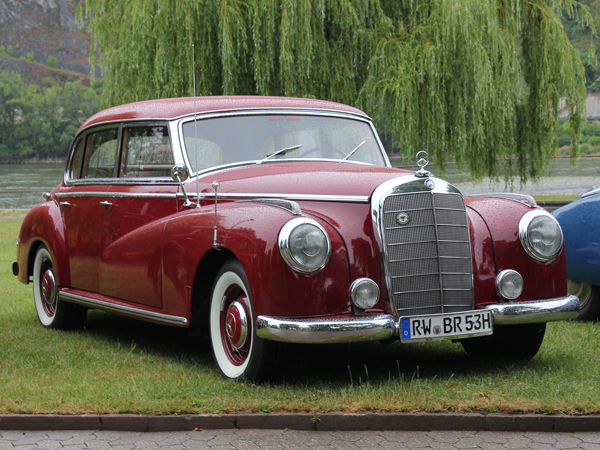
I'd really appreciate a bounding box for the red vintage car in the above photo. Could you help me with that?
[12,96,579,380]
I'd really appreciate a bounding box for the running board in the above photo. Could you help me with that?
[59,290,188,327]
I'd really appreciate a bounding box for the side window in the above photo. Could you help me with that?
[81,128,119,179]
[68,138,85,179]
[121,126,173,178]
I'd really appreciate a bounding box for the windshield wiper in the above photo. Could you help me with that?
[340,137,370,162]
[257,144,302,164]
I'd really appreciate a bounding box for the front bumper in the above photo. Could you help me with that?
[255,295,580,344]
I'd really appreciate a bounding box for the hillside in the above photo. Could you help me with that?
[0,0,98,86]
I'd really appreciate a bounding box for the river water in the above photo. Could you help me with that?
[1,158,599,210]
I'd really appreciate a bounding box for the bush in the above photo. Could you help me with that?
[46,56,58,68]
[580,143,593,155]
[558,134,571,147]
[583,121,600,137]
[588,136,600,146]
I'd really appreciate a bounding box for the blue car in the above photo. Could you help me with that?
[553,185,600,321]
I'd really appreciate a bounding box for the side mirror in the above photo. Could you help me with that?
[171,164,189,182]
[171,164,194,207]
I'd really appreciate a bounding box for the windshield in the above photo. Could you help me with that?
[181,114,387,173]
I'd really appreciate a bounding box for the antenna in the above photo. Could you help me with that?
[192,44,200,207]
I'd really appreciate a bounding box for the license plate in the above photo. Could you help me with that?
[399,310,493,343]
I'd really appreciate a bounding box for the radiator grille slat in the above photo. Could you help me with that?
[382,191,474,316]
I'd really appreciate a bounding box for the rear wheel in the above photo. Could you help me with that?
[568,280,600,321]
[33,245,86,329]
[209,260,272,381]
[461,323,546,359]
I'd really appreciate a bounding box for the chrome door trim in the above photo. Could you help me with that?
[55,192,178,200]
[59,291,188,327]
[186,192,370,203]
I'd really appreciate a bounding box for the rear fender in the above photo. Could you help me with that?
[16,201,69,286]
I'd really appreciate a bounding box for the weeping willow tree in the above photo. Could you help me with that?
[81,0,590,182]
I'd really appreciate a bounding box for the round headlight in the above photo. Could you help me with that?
[495,269,523,300]
[279,218,331,274]
[350,278,380,309]
[518,210,563,262]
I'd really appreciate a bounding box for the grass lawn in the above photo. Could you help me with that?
[1,210,599,416]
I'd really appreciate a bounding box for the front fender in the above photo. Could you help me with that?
[16,200,69,286]
[466,197,568,302]
[161,202,352,320]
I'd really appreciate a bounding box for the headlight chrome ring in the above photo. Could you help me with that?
[518,210,563,262]
[279,218,331,274]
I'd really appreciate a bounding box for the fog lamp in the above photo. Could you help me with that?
[350,278,380,310]
[495,269,523,301]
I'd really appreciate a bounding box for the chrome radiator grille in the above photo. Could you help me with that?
[381,191,474,316]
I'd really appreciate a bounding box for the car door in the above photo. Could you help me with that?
[59,127,118,294]
[99,124,179,308]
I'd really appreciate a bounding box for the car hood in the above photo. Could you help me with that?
[192,161,413,198]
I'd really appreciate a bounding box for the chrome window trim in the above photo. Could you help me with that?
[65,178,179,186]
[518,210,563,262]
[64,121,179,186]
[59,291,188,327]
[64,123,122,185]
[176,109,391,177]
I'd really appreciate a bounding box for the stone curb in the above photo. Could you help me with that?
[1,413,600,432]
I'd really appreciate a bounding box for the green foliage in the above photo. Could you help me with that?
[561,0,600,91]
[84,0,587,182]
[0,71,101,161]
[46,56,59,68]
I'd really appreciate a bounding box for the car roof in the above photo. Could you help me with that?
[79,96,370,133]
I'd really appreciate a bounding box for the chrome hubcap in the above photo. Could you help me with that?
[41,269,56,306]
[225,301,248,349]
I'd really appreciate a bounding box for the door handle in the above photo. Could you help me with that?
[99,201,113,207]
[59,201,71,207]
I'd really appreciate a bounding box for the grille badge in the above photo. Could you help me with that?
[396,212,410,225]
[425,179,435,190]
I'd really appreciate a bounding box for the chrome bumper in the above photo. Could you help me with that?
[485,295,579,325]
[255,295,580,344]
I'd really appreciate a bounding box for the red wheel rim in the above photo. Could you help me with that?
[220,285,251,366]
[39,258,56,318]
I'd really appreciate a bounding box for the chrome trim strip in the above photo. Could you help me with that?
[582,186,600,198]
[486,295,579,325]
[256,314,396,344]
[55,192,178,199]
[59,291,188,327]
[468,193,537,208]
[238,198,302,215]
[185,192,370,203]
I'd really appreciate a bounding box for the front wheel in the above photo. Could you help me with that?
[209,260,273,381]
[461,323,546,360]
[33,245,86,329]
[568,280,600,321]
